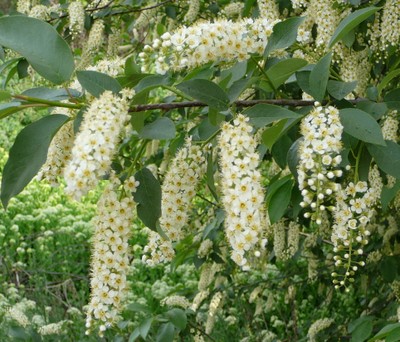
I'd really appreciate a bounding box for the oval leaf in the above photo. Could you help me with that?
[243,103,301,128]
[139,117,176,140]
[327,80,357,100]
[309,52,332,102]
[0,16,74,84]
[176,79,230,110]
[76,70,122,98]
[329,7,380,48]
[264,16,305,57]
[133,168,162,231]
[367,141,400,179]
[1,114,69,208]
[266,58,308,89]
[339,108,385,146]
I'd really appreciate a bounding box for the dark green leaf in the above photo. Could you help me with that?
[139,318,153,339]
[296,70,311,94]
[0,46,4,61]
[1,114,69,208]
[386,327,400,342]
[0,16,74,84]
[329,7,380,48]
[309,52,332,102]
[339,108,385,146]
[243,104,301,128]
[287,138,302,179]
[7,326,29,340]
[177,79,230,110]
[262,119,287,149]
[139,117,176,140]
[356,101,387,120]
[381,181,400,211]
[267,178,294,224]
[370,323,400,341]
[156,322,175,342]
[227,76,256,102]
[264,16,305,57]
[266,58,308,89]
[380,256,397,282]
[367,141,400,178]
[135,74,171,93]
[16,59,29,79]
[0,102,23,120]
[349,316,373,342]
[133,168,162,230]
[271,134,292,169]
[0,58,22,75]
[165,308,187,330]
[21,87,80,101]
[327,80,357,100]
[76,70,122,98]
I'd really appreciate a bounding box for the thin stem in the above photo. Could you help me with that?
[12,94,83,109]
[251,56,277,94]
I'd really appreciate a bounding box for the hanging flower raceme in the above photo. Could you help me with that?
[68,1,85,39]
[85,175,138,336]
[141,17,276,74]
[64,89,134,200]
[218,114,268,268]
[142,138,206,266]
[331,165,382,290]
[298,104,344,224]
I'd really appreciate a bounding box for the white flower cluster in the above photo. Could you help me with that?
[142,138,206,265]
[85,176,137,336]
[141,17,276,74]
[205,292,223,334]
[258,0,280,22]
[298,104,344,224]
[68,1,85,38]
[184,0,200,23]
[307,318,334,342]
[331,175,381,289]
[64,90,133,200]
[161,295,190,309]
[221,2,244,18]
[380,0,400,50]
[218,114,267,268]
[29,5,50,20]
[37,109,75,186]
[38,321,67,336]
[142,228,175,266]
[79,20,105,69]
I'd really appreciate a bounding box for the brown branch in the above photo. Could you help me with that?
[130,98,366,113]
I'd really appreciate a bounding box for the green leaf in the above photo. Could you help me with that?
[329,7,380,48]
[133,168,162,231]
[0,102,23,120]
[327,80,357,100]
[243,103,301,128]
[125,302,151,314]
[176,79,230,110]
[267,177,294,224]
[21,87,80,101]
[367,141,400,179]
[287,138,302,179]
[266,58,307,89]
[381,181,400,211]
[309,52,332,102]
[0,16,74,84]
[264,16,305,57]
[339,108,385,146]
[7,326,29,340]
[296,70,311,94]
[134,74,171,94]
[156,322,175,342]
[17,59,29,79]
[349,316,373,342]
[356,101,387,120]
[377,69,400,95]
[380,256,397,282]
[262,119,288,149]
[369,323,400,341]
[76,70,122,98]
[139,117,176,140]
[1,114,69,208]
[139,318,153,339]
[165,308,187,330]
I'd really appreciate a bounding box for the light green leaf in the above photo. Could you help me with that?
[264,16,305,57]
[139,117,176,140]
[177,79,230,110]
[327,80,357,100]
[367,141,400,178]
[262,119,288,149]
[133,168,162,231]
[1,114,69,208]
[377,69,400,95]
[21,87,80,101]
[76,70,122,98]
[339,108,385,146]
[156,322,175,342]
[139,318,153,339]
[243,103,301,128]
[309,52,332,102]
[266,58,308,89]
[329,7,380,48]
[165,308,187,330]
[0,16,74,84]
[0,90,11,102]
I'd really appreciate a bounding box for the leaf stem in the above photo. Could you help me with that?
[12,94,83,109]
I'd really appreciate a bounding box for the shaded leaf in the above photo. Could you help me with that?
[0,16,74,84]
[1,114,69,208]
[309,52,332,102]
[139,117,176,140]
[165,309,187,330]
[266,58,307,89]
[367,140,400,178]
[76,70,122,98]
[243,103,301,128]
[156,323,175,342]
[327,80,357,100]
